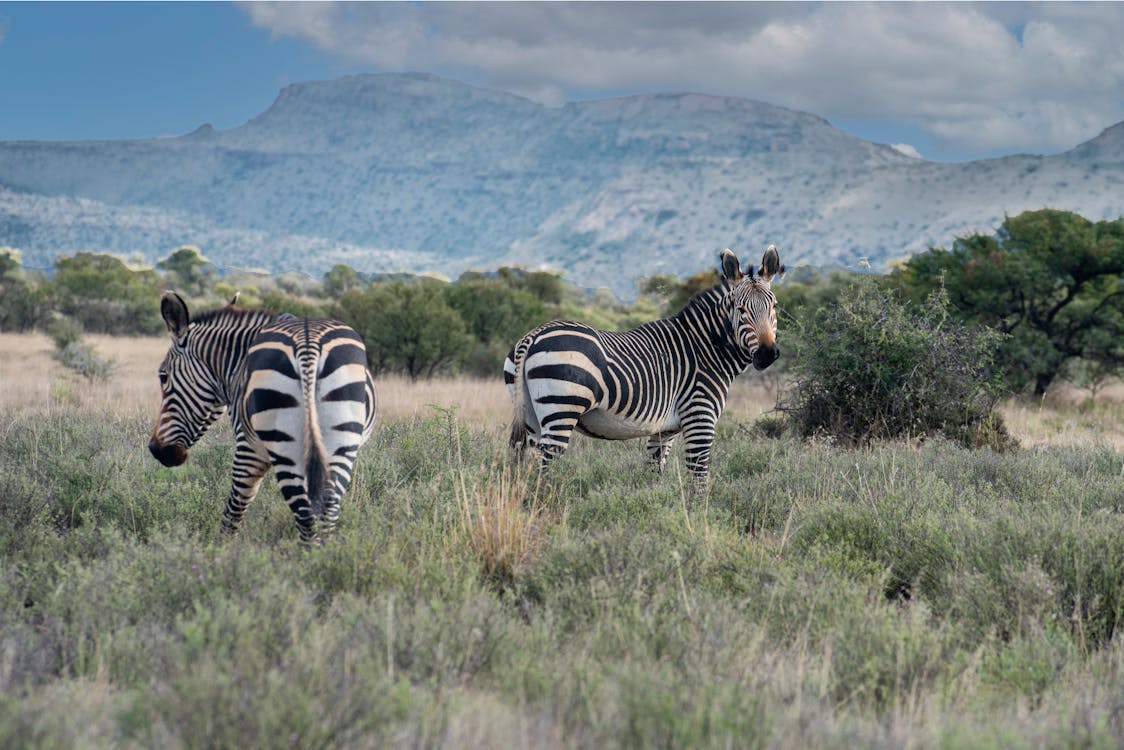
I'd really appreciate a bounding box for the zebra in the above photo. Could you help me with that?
[148,291,377,543]
[504,245,783,486]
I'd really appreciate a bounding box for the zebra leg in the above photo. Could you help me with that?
[645,434,677,473]
[681,417,718,493]
[537,415,579,471]
[317,452,359,539]
[221,442,271,534]
[283,489,318,546]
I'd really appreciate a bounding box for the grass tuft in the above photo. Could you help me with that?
[458,460,551,590]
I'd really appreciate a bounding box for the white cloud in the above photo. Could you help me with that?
[242,2,1124,158]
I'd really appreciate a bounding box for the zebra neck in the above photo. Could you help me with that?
[671,285,754,379]
[192,311,275,405]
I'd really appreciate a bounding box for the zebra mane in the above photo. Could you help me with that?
[674,280,732,320]
[190,305,277,329]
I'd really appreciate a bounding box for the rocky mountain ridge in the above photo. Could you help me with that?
[1,72,1121,297]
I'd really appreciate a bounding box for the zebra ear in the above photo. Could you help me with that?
[227,291,241,308]
[758,245,783,282]
[719,249,744,283]
[161,291,190,340]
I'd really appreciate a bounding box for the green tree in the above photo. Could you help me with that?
[322,264,366,297]
[259,290,326,319]
[332,280,472,380]
[157,245,216,297]
[445,277,548,376]
[491,267,565,304]
[52,252,165,335]
[0,248,52,332]
[892,209,1124,395]
[445,278,546,344]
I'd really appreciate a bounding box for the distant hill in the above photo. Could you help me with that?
[2,72,1122,297]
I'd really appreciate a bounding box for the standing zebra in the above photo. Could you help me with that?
[148,292,377,543]
[504,245,783,486]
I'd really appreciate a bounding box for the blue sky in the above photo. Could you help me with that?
[0,3,344,140]
[2,2,1123,162]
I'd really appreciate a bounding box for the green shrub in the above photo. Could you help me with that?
[55,341,117,382]
[4,407,1124,747]
[779,279,1013,448]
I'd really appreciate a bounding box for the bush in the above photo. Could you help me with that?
[55,341,117,381]
[52,252,165,335]
[779,279,1013,448]
[331,280,473,379]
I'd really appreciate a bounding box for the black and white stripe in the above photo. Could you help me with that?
[149,292,377,543]
[505,246,783,486]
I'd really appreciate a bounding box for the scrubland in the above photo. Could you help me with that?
[2,332,1123,748]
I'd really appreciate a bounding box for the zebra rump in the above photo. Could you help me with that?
[150,293,377,543]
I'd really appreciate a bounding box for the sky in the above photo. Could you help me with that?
[2,2,1123,162]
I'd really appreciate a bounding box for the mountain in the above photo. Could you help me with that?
[2,72,1122,297]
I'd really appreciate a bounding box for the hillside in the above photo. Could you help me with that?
[1,72,1122,296]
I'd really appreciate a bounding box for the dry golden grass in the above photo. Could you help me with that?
[999,382,1124,452]
[457,460,552,587]
[376,373,510,426]
[2,332,1122,450]
[0,332,165,416]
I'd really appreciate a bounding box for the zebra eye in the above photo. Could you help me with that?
[159,371,169,386]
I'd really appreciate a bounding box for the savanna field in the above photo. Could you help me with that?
[2,332,1124,749]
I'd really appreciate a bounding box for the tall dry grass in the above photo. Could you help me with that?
[457,460,552,588]
[0,332,165,416]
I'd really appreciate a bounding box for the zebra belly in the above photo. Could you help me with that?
[578,407,680,440]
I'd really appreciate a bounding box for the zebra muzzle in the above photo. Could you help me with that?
[149,439,189,467]
[753,343,779,370]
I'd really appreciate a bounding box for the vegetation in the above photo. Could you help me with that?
[3,208,1120,399]
[53,252,166,336]
[779,278,1011,448]
[2,204,1123,745]
[1,398,1123,747]
[45,316,117,382]
[332,280,475,380]
[892,209,1124,396]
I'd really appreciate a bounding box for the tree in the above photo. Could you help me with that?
[157,245,216,297]
[332,280,472,380]
[0,248,51,332]
[52,252,165,335]
[445,278,545,344]
[444,277,548,376]
[891,209,1124,395]
[322,264,366,297]
[492,267,565,304]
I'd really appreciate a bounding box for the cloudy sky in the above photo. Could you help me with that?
[2,1,1123,161]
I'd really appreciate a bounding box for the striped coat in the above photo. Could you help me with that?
[505,246,783,485]
[149,292,377,543]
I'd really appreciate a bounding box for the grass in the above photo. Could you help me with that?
[2,332,1124,747]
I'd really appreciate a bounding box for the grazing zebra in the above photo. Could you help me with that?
[504,245,783,486]
[148,292,377,543]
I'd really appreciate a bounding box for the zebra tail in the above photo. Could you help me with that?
[508,344,529,453]
[306,446,330,519]
[302,346,332,519]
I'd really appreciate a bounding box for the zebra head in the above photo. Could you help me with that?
[148,291,228,467]
[720,245,785,371]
